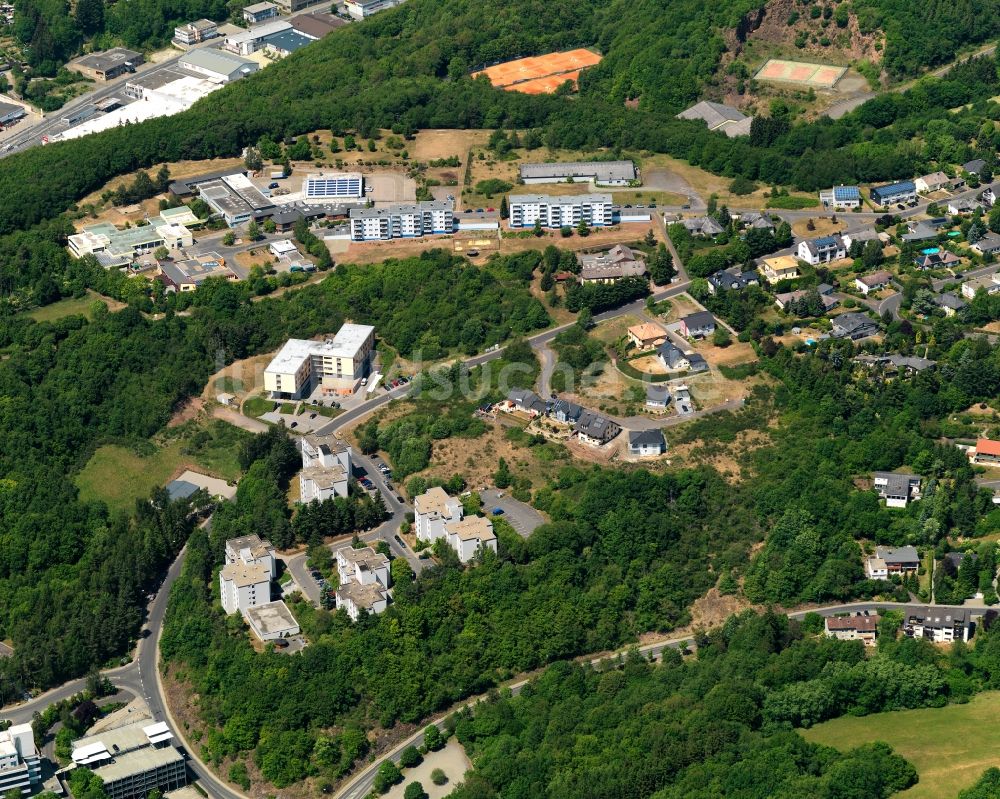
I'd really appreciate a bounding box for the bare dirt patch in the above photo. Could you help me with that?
[687,587,764,630]
[167,397,205,428]
[791,216,847,238]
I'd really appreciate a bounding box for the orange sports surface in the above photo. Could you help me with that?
[472,49,602,93]
[754,58,847,88]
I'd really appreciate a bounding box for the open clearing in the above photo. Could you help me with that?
[26,291,125,323]
[801,691,1000,799]
[383,740,472,799]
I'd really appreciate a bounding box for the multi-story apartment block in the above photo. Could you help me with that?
[507,194,613,229]
[264,324,376,398]
[219,562,271,615]
[335,545,391,621]
[445,516,497,564]
[0,725,40,796]
[414,486,463,543]
[70,721,186,799]
[224,534,276,580]
[349,201,454,241]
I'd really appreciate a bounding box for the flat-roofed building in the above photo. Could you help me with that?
[68,215,194,261]
[0,101,25,127]
[225,534,276,579]
[344,0,402,18]
[70,721,186,799]
[349,201,454,240]
[223,19,292,54]
[197,172,275,226]
[290,11,344,38]
[157,253,238,292]
[445,515,497,563]
[244,600,300,640]
[301,433,352,472]
[300,463,348,502]
[508,194,613,229]
[819,185,861,208]
[303,172,364,201]
[518,160,636,186]
[219,562,270,614]
[68,48,144,81]
[264,324,376,398]
[336,581,389,620]
[179,48,258,83]
[414,486,463,543]
[243,1,279,22]
[336,545,390,588]
[173,18,218,45]
[0,724,40,796]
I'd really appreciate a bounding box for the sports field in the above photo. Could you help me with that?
[472,49,602,94]
[755,58,846,88]
[801,691,1000,798]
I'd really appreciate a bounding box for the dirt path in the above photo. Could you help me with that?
[213,406,268,433]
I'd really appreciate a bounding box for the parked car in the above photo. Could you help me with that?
[273,639,289,649]
[269,182,279,189]
[492,507,505,516]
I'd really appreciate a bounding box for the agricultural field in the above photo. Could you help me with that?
[801,691,1000,799]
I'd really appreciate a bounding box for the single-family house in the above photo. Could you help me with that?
[825,613,879,646]
[914,250,961,270]
[855,354,935,374]
[831,312,880,340]
[974,438,1000,465]
[855,270,893,295]
[414,486,463,543]
[551,398,585,424]
[819,185,862,208]
[681,216,725,238]
[972,233,1000,256]
[575,411,622,446]
[948,198,984,215]
[760,254,801,284]
[963,158,987,175]
[841,229,882,250]
[577,244,647,283]
[873,472,923,508]
[870,180,917,207]
[444,515,497,564]
[915,171,950,193]
[774,289,839,313]
[740,211,775,230]
[901,222,939,243]
[507,388,547,417]
[679,310,716,339]
[707,267,760,295]
[943,551,977,573]
[936,292,967,316]
[627,322,667,349]
[628,430,666,457]
[904,606,972,643]
[865,545,919,580]
[645,385,671,409]
[658,341,708,372]
[798,235,847,266]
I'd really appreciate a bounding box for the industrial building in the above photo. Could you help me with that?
[518,160,636,185]
[172,18,218,45]
[349,201,454,240]
[178,48,259,83]
[197,173,275,226]
[0,724,40,796]
[68,207,199,261]
[243,0,279,22]
[507,194,613,229]
[67,48,144,81]
[290,11,344,38]
[303,172,364,200]
[0,101,25,127]
[344,0,404,18]
[70,721,186,799]
[157,252,238,291]
[264,324,376,398]
[223,19,292,55]
[260,28,314,55]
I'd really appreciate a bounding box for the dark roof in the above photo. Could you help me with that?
[628,429,665,448]
[936,292,967,310]
[290,11,345,38]
[944,551,976,569]
[826,614,879,632]
[551,398,584,420]
[906,605,968,627]
[964,159,987,174]
[871,180,916,197]
[875,545,919,565]
[166,479,200,500]
[646,385,671,401]
[575,410,619,440]
[682,310,715,330]
[831,312,879,338]
[508,388,545,412]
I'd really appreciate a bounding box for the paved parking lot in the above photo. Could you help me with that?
[479,489,544,538]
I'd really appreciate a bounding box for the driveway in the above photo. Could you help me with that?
[479,489,545,538]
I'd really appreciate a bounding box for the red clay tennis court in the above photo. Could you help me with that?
[755,58,847,88]
[473,49,602,93]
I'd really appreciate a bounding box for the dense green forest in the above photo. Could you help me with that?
[447,610,1000,799]
[0,0,999,245]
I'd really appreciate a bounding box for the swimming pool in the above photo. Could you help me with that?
[921,247,940,254]
[948,231,962,237]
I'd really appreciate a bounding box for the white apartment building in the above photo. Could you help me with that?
[299,464,348,502]
[263,324,376,398]
[344,0,403,19]
[173,18,218,45]
[335,545,391,620]
[303,172,364,200]
[445,516,497,563]
[219,562,270,615]
[301,433,352,472]
[349,201,454,241]
[414,486,463,543]
[507,194,613,229]
[224,534,276,580]
[0,725,40,796]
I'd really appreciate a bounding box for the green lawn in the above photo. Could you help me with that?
[243,395,276,417]
[76,420,247,513]
[27,295,104,323]
[801,691,1000,798]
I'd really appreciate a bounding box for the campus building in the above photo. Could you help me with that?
[507,194,613,229]
[67,207,199,263]
[344,0,404,18]
[70,721,186,799]
[349,201,454,240]
[303,172,364,200]
[178,48,258,83]
[518,160,636,185]
[264,324,376,398]
[197,172,275,226]
[0,724,40,796]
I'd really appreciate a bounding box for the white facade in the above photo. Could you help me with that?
[444,516,497,563]
[224,19,292,54]
[0,725,40,796]
[414,486,463,543]
[301,433,352,472]
[263,324,376,398]
[299,465,348,502]
[336,546,390,589]
[508,194,613,229]
[219,562,270,615]
[345,0,402,18]
[173,19,218,45]
[303,172,364,200]
[349,201,454,241]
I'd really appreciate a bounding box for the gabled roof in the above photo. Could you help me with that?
[681,310,715,329]
[936,292,967,310]
[676,101,748,130]
[977,438,1000,457]
[963,158,987,174]
[858,270,892,287]
[826,614,879,632]
[629,429,665,448]
[874,545,919,564]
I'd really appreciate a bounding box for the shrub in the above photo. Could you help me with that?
[430,768,448,786]
[399,745,423,769]
[404,783,427,799]
[475,178,513,197]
